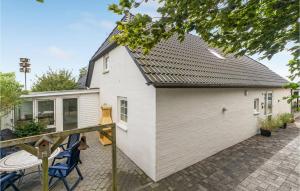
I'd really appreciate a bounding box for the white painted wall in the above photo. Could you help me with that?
[0,91,100,132]
[78,93,100,128]
[42,92,100,131]
[90,46,157,180]
[155,88,290,180]
[53,93,100,131]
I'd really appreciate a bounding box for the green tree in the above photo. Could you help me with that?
[108,0,299,81]
[32,68,78,92]
[79,66,87,78]
[0,72,23,117]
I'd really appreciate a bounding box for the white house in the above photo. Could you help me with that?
[85,19,290,181]
[1,89,100,132]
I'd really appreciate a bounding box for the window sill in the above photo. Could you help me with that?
[102,70,109,74]
[117,123,128,132]
[253,111,260,116]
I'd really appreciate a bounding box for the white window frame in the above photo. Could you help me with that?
[62,97,79,130]
[117,97,128,131]
[103,54,109,74]
[35,98,56,128]
[254,98,259,115]
[264,91,273,116]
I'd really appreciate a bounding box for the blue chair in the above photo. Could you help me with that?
[0,172,22,191]
[48,141,83,191]
[52,134,80,164]
[0,147,19,159]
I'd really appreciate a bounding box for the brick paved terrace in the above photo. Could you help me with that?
[9,121,300,191]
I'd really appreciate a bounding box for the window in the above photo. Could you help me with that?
[14,100,33,122]
[118,97,127,123]
[264,92,273,115]
[208,48,225,59]
[37,99,55,126]
[254,98,259,114]
[63,98,78,130]
[267,93,272,114]
[103,54,109,73]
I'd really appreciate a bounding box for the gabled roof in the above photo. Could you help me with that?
[86,24,288,88]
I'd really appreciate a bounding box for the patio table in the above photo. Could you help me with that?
[0,147,61,172]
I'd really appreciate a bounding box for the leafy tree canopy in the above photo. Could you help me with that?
[108,0,299,82]
[79,66,88,78]
[32,68,78,92]
[0,72,23,116]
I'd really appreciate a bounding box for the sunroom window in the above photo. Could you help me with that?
[37,99,55,126]
[14,100,33,122]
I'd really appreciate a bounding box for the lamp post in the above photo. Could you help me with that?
[19,58,31,90]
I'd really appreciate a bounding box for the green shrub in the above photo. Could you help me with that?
[279,113,294,124]
[273,117,283,128]
[259,118,274,131]
[259,117,281,131]
[14,120,46,137]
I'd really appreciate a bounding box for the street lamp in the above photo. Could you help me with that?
[19,58,31,90]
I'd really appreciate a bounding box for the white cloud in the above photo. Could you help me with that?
[68,12,116,32]
[48,46,72,60]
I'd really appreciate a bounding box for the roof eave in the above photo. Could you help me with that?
[152,83,287,89]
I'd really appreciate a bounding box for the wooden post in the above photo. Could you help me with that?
[111,123,117,191]
[42,157,49,191]
[35,136,53,191]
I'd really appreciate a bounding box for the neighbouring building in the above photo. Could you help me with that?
[85,16,291,181]
[1,89,100,132]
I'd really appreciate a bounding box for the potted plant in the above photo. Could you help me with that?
[273,116,283,130]
[279,113,293,129]
[258,118,273,137]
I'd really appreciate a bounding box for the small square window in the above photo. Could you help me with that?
[118,97,127,123]
[103,55,109,73]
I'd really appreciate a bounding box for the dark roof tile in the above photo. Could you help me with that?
[87,24,288,88]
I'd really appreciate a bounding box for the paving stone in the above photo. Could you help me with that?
[7,121,300,191]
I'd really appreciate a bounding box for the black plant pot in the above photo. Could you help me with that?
[260,128,271,137]
[280,123,287,129]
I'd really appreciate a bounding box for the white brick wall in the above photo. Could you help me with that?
[155,88,290,180]
[88,44,291,182]
[90,46,157,180]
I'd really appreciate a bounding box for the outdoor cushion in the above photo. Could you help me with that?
[48,163,69,177]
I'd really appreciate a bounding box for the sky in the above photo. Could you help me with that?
[0,0,292,89]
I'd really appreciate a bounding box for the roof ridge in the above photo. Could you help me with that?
[86,20,288,88]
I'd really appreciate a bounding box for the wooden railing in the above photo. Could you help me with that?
[0,123,117,191]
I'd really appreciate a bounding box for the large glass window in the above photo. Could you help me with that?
[37,100,55,126]
[14,100,33,122]
[63,98,78,130]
